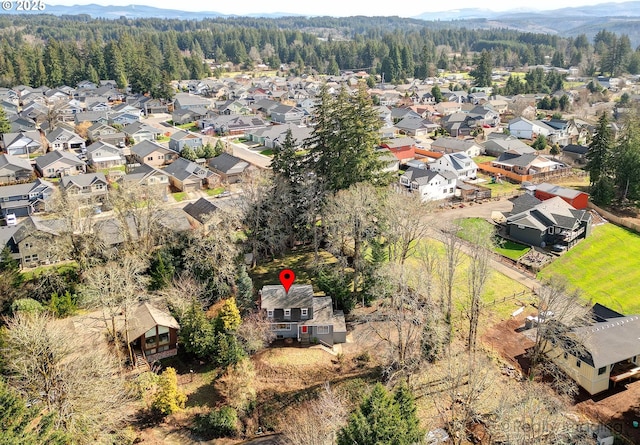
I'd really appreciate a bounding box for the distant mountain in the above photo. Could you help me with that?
[4,3,225,19]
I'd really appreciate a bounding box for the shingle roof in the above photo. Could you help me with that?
[183,197,219,223]
[60,172,106,188]
[208,152,248,174]
[163,157,213,182]
[125,302,180,342]
[260,284,314,310]
[573,315,640,368]
[35,150,85,169]
[131,140,175,158]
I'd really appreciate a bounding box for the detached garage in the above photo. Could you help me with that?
[534,182,589,210]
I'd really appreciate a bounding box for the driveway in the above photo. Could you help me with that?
[238,434,283,445]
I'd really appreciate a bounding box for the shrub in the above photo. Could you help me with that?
[151,367,186,416]
[194,406,239,439]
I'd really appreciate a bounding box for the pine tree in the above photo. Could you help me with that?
[152,367,187,416]
[586,112,613,187]
[235,264,254,312]
[215,297,242,333]
[180,146,197,161]
[394,383,424,444]
[0,105,10,135]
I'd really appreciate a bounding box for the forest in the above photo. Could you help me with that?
[0,14,639,94]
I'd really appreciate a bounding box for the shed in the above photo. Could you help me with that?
[534,182,589,210]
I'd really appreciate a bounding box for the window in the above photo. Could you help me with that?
[576,359,581,368]
[316,326,330,335]
[267,310,273,318]
[157,345,169,353]
[274,323,291,331]
[598,366,606,375]
[301,308,308,317]
[284,308,291,318]
[147,156,153,161]
[145,327,157,348]
[548,227,554,234]
[563,352,568,360]
[158,326,169,345]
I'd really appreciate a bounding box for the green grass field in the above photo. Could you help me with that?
[538,223,640,314]
[172,192,187,202]
[206,187,225,196]
[495,240,531,260]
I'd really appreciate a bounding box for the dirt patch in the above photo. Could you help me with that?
[481,312,535,372]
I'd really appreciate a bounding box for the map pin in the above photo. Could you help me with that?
[279,269,296,293]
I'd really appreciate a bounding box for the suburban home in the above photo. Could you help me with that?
[86,141,126,170]
[121,163,171,187]
[546,304,640,395]
[8,115,37,133]
[171,108,207,126]
[131,140,179,167]
[440,112,483,137]
[429,152,478,181]
[208,153,249,184]
[431,137,483,158]
[60,173,108,201]
[122,122,162,144]
[491,152,565,177]
[86,123,126,146]
[0,154,34,184]
[74,111,109,126]
[2,131,43,156]
[508,117,555,140]
[269,104,305,124]
[399,167,457,201]
[46,127,86,152]
[394,116,439,136]
[562,144,589,165]
[533,182,589,210]
[124,301,180,366]
[35,150,86,178]
[0,179,54,218]
[506,195,592,249]
[173,93,212,111]
[183,197,221,232]
[163,157,217,192]
[168,130,203,153]
[482,135,535,157]
[10,216,64,267]
[201,114,268,136]
[260,284,347,347]
[380,137,417,164]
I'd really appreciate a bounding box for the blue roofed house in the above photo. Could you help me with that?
[260,284,347,347]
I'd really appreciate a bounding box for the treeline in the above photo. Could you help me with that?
[0,14,639,90]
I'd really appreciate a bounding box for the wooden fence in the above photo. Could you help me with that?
[483,290,531,308]
[588,202,640,233]
[478,162,580,184]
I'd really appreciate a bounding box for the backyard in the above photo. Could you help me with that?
[539,222,640,315]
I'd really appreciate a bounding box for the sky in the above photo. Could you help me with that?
[46,0,631,17]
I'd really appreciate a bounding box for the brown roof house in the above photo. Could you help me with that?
[208,152,249,184]
[260,284,347,348]
[123,302,180,366]
[35,150,86,178]
[163,157,217,192]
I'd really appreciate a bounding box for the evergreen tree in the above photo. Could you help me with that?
[235,264,254,312]
[180,146,198,161]
[613,114,640,201]
[471,50,492,88]
[431,83,443,103]
[214,139,225,156]
[586,112,613,187]
[152,367,187,416]
[0,105,10,135]
[179,301,215,357]
[201,142,216,159]
[149,249,175,291]
[338,383,422,445]
[215,297,242,333]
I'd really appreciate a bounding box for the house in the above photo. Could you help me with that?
[505,195,592,249]
[86,123,126,146]
[380,137,416,164]
[534,183,589,210]
[208,153,249,184]
[395,116,439,136]
[35,150,86,178]
[260,284,347,347]
[121,163,171,187]
[173,93,211,111]
[0,179,54,217]
[108,111,140,127]
[124,301,180,365]
[399,167,457,202]
[561,144,589,165]
[10,216,64,267]
[482,135,535,157]
[86,141,126,170]
[491,153,565,177]
[163,157,217,192]
[168,130,203,153]
[2,131,43,156]
[122,122,161,144]
[0,154,34,184]
[46,127,86,152]
[441,112,483,137]
[429,152,478,181]
[269,104,305,124]
[183,197,220,232]
[131,140,179,168]
[74,111,109,126]
[60,173,108,201]
[202,114,268,136]
[431,138,483,158]
[171,108,207,126]
[508,117,555,140]
[547,304,640,395]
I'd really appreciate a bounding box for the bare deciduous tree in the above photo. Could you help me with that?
[280,383,347,445]
[384,192,433,265]
[439,222,463,329]
[2,312,133,443]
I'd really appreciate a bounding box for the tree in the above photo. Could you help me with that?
[215,358,256,412]
[179,300,215,358]
[194,406,238,439]
[152,367,187,416]
[384,192,432,265]
[471,50,492,88]
[215,297,242,333]
[2,312,132,443]
[235,264,254,312]
[0,105,10,135]
[612,112,640,201]
[431,83,443,103]
[585,112,613,192]
[180,146,197,161]
[532,134,548,151]
[439,222,463,329]
[337,383,423,445]
[304,83,388,193]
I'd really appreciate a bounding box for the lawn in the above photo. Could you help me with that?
[539,223,640,314]
[477,173,522,196]
[21,262,79,281]
[259,149,274,156]
[205,187,225,196]
[473,155,496,164]
[172,192,187,202]
[457,218,530,261]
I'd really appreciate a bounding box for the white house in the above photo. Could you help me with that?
[399,167,456,201]
[508,117,555,140]
[428,152,478,181]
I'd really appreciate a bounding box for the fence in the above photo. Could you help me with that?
[483,290,531,308]
[478,162,578,184]
[588,202,640,233]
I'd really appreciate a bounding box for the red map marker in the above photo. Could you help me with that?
[279,269,296,293]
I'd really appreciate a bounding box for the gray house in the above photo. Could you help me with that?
[0,154,34,184]
[168,130,203,153]
[506,195,592,249]
[260,284,347,347]
[0,179,54,218]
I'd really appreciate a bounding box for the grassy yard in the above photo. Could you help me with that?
[477,173,522,196]
[172,192,188,202]
[176,122,198,132]
[21,262,78,281]
[495,240,531,260]
[259,149,274,157]
[539,223,640,314]
[205,187,225,196]
[473,155,496,164]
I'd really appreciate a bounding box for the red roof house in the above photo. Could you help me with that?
[534,182,589,210]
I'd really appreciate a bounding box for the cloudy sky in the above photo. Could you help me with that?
[46,0,629,17]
